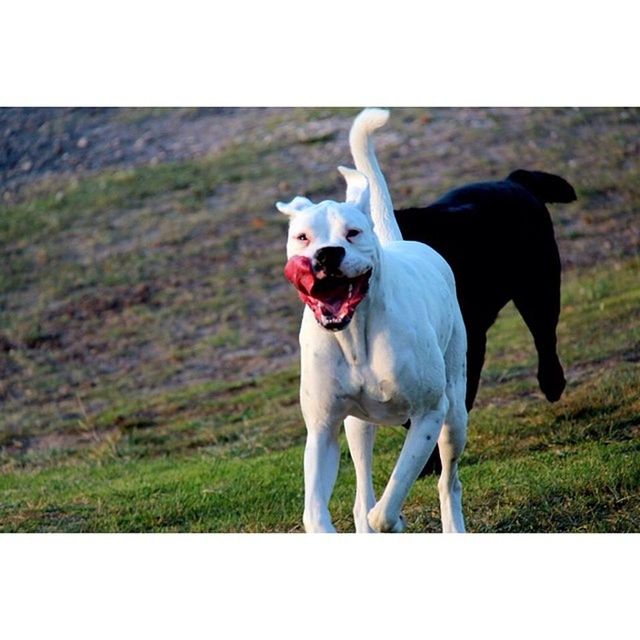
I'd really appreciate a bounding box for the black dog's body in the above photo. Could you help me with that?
[395,170,576,475]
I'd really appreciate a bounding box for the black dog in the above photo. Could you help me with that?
[395,169,576,474]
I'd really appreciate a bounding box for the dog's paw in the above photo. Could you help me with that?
[538,362,566,402]
[367,505,406,533]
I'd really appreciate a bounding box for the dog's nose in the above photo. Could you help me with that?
[314,246,346,274]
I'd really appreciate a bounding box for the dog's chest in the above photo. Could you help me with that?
[326,322,444,423]
[340,361,412,424]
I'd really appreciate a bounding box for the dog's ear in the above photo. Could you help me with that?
[338,166,370,215]
[276,196,313,217]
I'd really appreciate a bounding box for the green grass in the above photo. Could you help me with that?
[1,256,638,532]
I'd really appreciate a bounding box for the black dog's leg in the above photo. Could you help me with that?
[408,420,443,476]
[513,288,566,402]
[465,329,488,411]
[419,444,442,476]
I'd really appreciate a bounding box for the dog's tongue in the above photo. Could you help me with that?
[283,255,316,296]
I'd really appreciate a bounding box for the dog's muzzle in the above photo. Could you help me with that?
[284,254,371,331]
[313,246,346,277]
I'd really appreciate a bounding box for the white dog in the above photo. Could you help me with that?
[277,109,467,533]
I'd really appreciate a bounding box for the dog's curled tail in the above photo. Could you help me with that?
[349,108,403,244]
[507,169,577,204]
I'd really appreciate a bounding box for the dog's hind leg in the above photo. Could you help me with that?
[418,325,482,476]
[368,397,448,533]
[436,322,467,532]
[465,329,487,411]
[302,419,342,533]
[438,395,467,533]
[344,416,377,533]
[513,277,566,402]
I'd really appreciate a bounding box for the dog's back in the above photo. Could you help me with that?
[394,170,575,324]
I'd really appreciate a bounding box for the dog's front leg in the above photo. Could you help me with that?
[344,416,377,533]
[368,398,448,533]
[302,418,342,533]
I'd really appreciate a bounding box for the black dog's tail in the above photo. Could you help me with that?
[507,169,577,204]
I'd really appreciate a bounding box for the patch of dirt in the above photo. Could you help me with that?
[23,331,63,350]
[47,283,155,322]
[0,333,16,352]
[1,107,255,198]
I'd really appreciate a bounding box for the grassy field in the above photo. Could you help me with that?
[1,107,639,532]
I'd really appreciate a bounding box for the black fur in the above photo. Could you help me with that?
[394,169,576,476]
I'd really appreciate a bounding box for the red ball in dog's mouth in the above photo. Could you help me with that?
[284,256,371,331]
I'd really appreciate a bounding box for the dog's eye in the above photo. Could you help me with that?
[346,229,361,241]
[296,233,309,242]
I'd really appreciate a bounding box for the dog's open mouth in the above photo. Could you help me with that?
[284,256,371,331]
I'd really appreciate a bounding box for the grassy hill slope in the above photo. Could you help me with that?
[1,107,638,532]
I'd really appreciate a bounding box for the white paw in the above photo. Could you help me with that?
[354,518,375,534]
[367,505,406,533]
[303,511,337,533]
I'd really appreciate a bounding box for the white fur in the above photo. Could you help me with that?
[281,109,468,533]
[349,108,402,244]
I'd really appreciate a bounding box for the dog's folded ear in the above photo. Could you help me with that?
[276,196,313,216]
[338,166,370,215]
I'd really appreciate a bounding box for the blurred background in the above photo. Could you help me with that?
[1,107,638,532]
